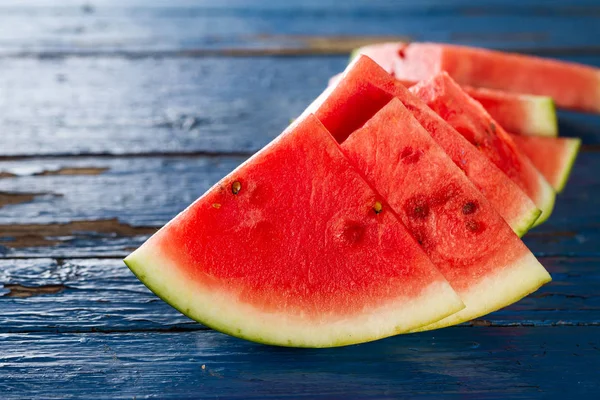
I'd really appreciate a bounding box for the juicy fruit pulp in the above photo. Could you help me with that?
[349,43,559,137]
[462,88,557,137]
[392,42,600,113]
[306,55,540,236]
[330,69,558,138]
[511,136,581,193]
[341,98,551,329]
[125,114,464,347]
[410,72,556,226]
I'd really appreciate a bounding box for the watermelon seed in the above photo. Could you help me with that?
[405,196,430,219]
[466,220,479,232]
[490,122,497,133]
[212,203,221,209]
[373,201,383,214]
[232,181,242,195]
[462,202,477,215]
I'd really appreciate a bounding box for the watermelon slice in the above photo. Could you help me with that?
[330,69,558,138]
[341,98,551,329]
[124,114,464,347]
[306,55,541,236]
[510,135,581,193]
[410,72,556,226]
[462,88,557,137]
[392,42,600,113]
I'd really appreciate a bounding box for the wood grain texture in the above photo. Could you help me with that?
[1,0,600,57]
[0,57,342,157]
[0,152,596,257]
[1,56,600,159]
[0,256,598,334]
[1,327,599,399]
[1,1,600,397]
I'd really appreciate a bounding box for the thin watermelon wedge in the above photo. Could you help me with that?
[341,98,551,329]
[306,55,541,236]
[510,135,581,193]
[391,42,600,113]
[462,87,557,137]
[330,69,558,138]
[410,72,556,227]
[125,114,464,348]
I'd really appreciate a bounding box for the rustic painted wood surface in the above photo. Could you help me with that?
[1,1,599,398]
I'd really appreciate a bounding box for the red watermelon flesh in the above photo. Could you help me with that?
[305,55,540,236]
[510,135,581,193]
[392,42,600,113]
[342,98,551,329]
[330,69,558,138]
[410,72,555,227]
[124,114,464,348]
[464,87,557,138]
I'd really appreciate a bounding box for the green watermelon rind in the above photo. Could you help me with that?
[554,138,582,193]
[349,48,361,63]
[412,251,552,331]
[530,173,556,227]
[513,207,542,237]
[124,246,465,348]
[523,95,558,137]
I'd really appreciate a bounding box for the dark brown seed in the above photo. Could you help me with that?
[466,220,479,232]
[232,181,242,195]
[462,201,478,215]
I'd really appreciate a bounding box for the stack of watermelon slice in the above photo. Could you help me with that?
[125,43,591,347]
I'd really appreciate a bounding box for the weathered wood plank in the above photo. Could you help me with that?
[0,57,342,157]
[2,0,600,57]
[1,327,599,399]
[1,56,599,159]
[0,152,596,257]
[0,256,598,334]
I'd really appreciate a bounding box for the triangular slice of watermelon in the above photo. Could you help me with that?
[510,135,581,193]
[410,72,556,227]
[125,114,464,347]
[464,87,557,138]
[305,55,540,236]
[341,98,551,329]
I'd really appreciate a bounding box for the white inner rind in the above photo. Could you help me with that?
[524,96,558,137]
[413,251,551,331]
[125,244,464,348]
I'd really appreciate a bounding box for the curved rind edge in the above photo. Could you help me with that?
[512,206,542,237]
[124,246,464,348]
[412,251,552,331]
[554,138,582,193]
[525,96,559,137]
[530,174,557,227]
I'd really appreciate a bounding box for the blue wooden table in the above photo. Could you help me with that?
[1,1,600,398]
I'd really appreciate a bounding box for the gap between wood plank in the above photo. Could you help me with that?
[0,145,598,161]
[3,46,600,59]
